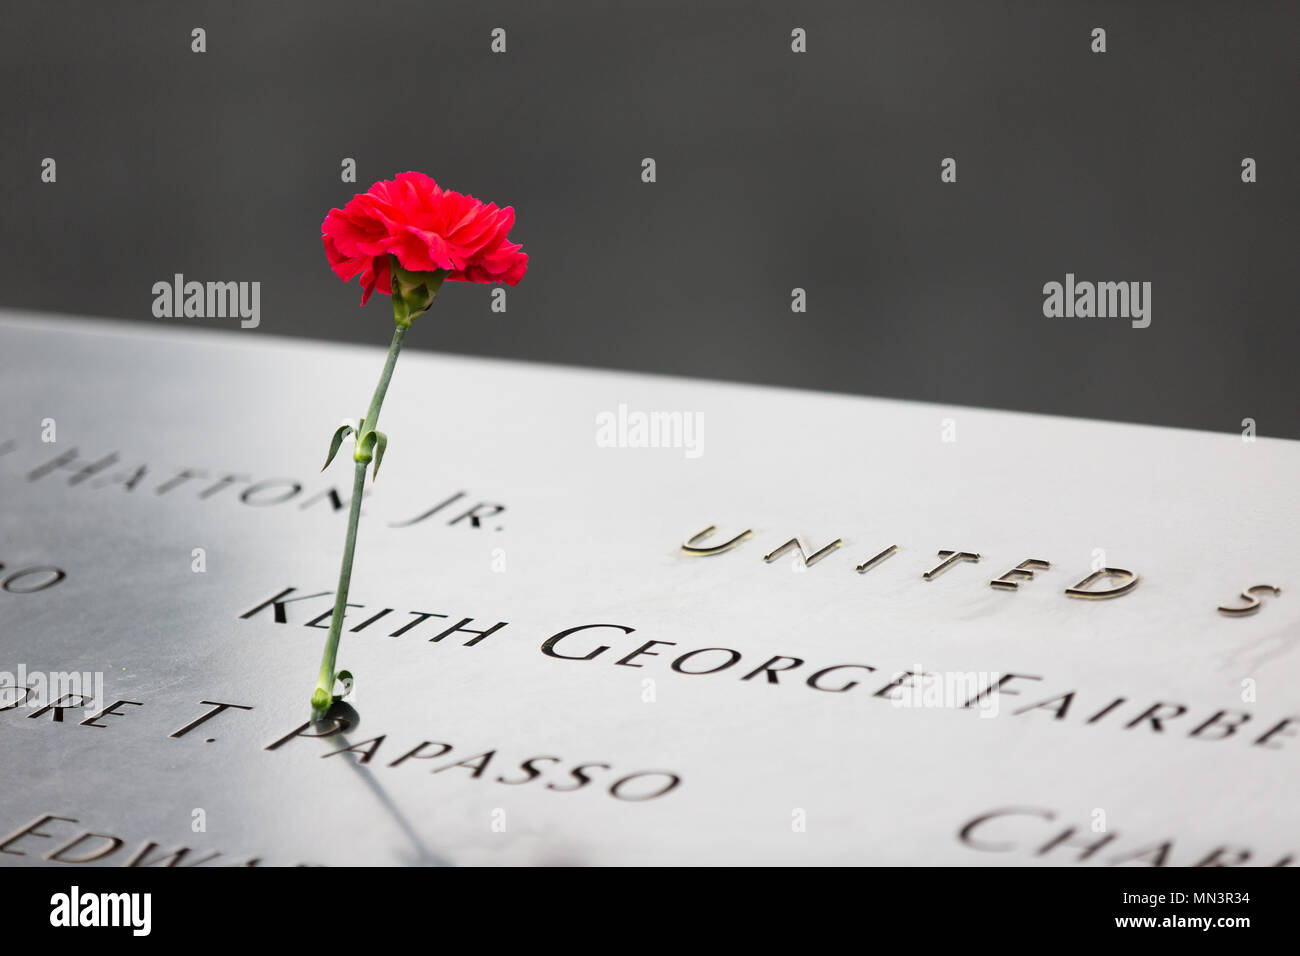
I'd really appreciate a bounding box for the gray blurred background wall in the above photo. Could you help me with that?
[2,1,1296,436]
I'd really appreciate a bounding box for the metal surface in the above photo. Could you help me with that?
[0,311,1296,866]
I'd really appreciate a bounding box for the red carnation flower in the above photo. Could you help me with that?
[322,171,528,305]
[309,169,527,720]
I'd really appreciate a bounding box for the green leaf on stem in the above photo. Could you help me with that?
[322,423,354,471]
[370,431,388,481]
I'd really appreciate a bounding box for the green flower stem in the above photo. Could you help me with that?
[310,323,407,720]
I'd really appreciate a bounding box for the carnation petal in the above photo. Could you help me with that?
[323,172,527,303]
